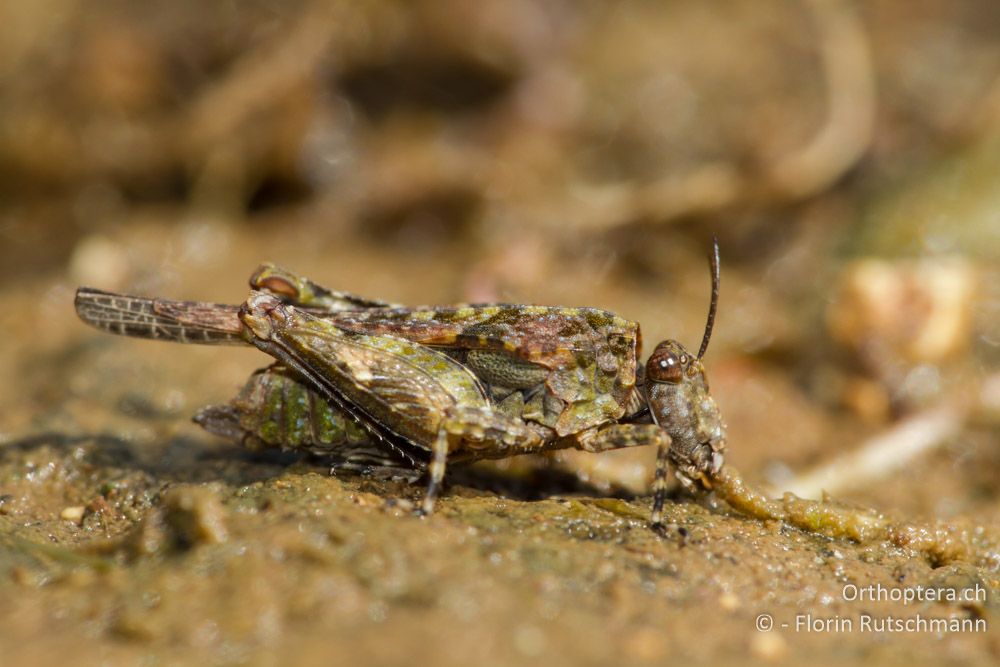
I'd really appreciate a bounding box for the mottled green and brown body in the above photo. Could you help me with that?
[252,263,644,436]
[311,305,640,435]
[239,292,559,511]
[192,365,395,461]
[250,261,726,517]
[73,248,726,524]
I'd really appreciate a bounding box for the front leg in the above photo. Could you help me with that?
[569,423,676,529]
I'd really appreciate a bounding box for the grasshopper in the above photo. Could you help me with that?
[74,244,725,526]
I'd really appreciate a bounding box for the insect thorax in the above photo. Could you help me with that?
[328,305,641,436]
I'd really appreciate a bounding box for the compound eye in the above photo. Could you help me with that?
[646,349,684,383]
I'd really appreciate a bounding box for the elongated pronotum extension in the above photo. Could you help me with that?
[74,287,244,345]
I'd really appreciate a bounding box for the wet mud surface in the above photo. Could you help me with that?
[1,223,997,667]
[3,1,1000,664]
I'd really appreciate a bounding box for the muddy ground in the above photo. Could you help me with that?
[0,220,996,667]
[1,2,999,666]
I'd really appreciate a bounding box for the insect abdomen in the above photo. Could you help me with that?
[196,365,370,454]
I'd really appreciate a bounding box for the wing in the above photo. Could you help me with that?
[240,294,491,452]
[74,288,244,345]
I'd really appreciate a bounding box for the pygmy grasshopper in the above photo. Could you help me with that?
[75,243,726,527]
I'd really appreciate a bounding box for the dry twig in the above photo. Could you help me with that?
[780,403,967,499]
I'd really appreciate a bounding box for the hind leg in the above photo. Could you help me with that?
[249,263,395,312]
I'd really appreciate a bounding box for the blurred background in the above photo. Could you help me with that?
[4,0,999,505]
[1,0,999,663]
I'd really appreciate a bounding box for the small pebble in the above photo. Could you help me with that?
[60,506,86,522]
[162,486,229,547]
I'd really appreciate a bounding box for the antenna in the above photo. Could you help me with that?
[697,236,720,360]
